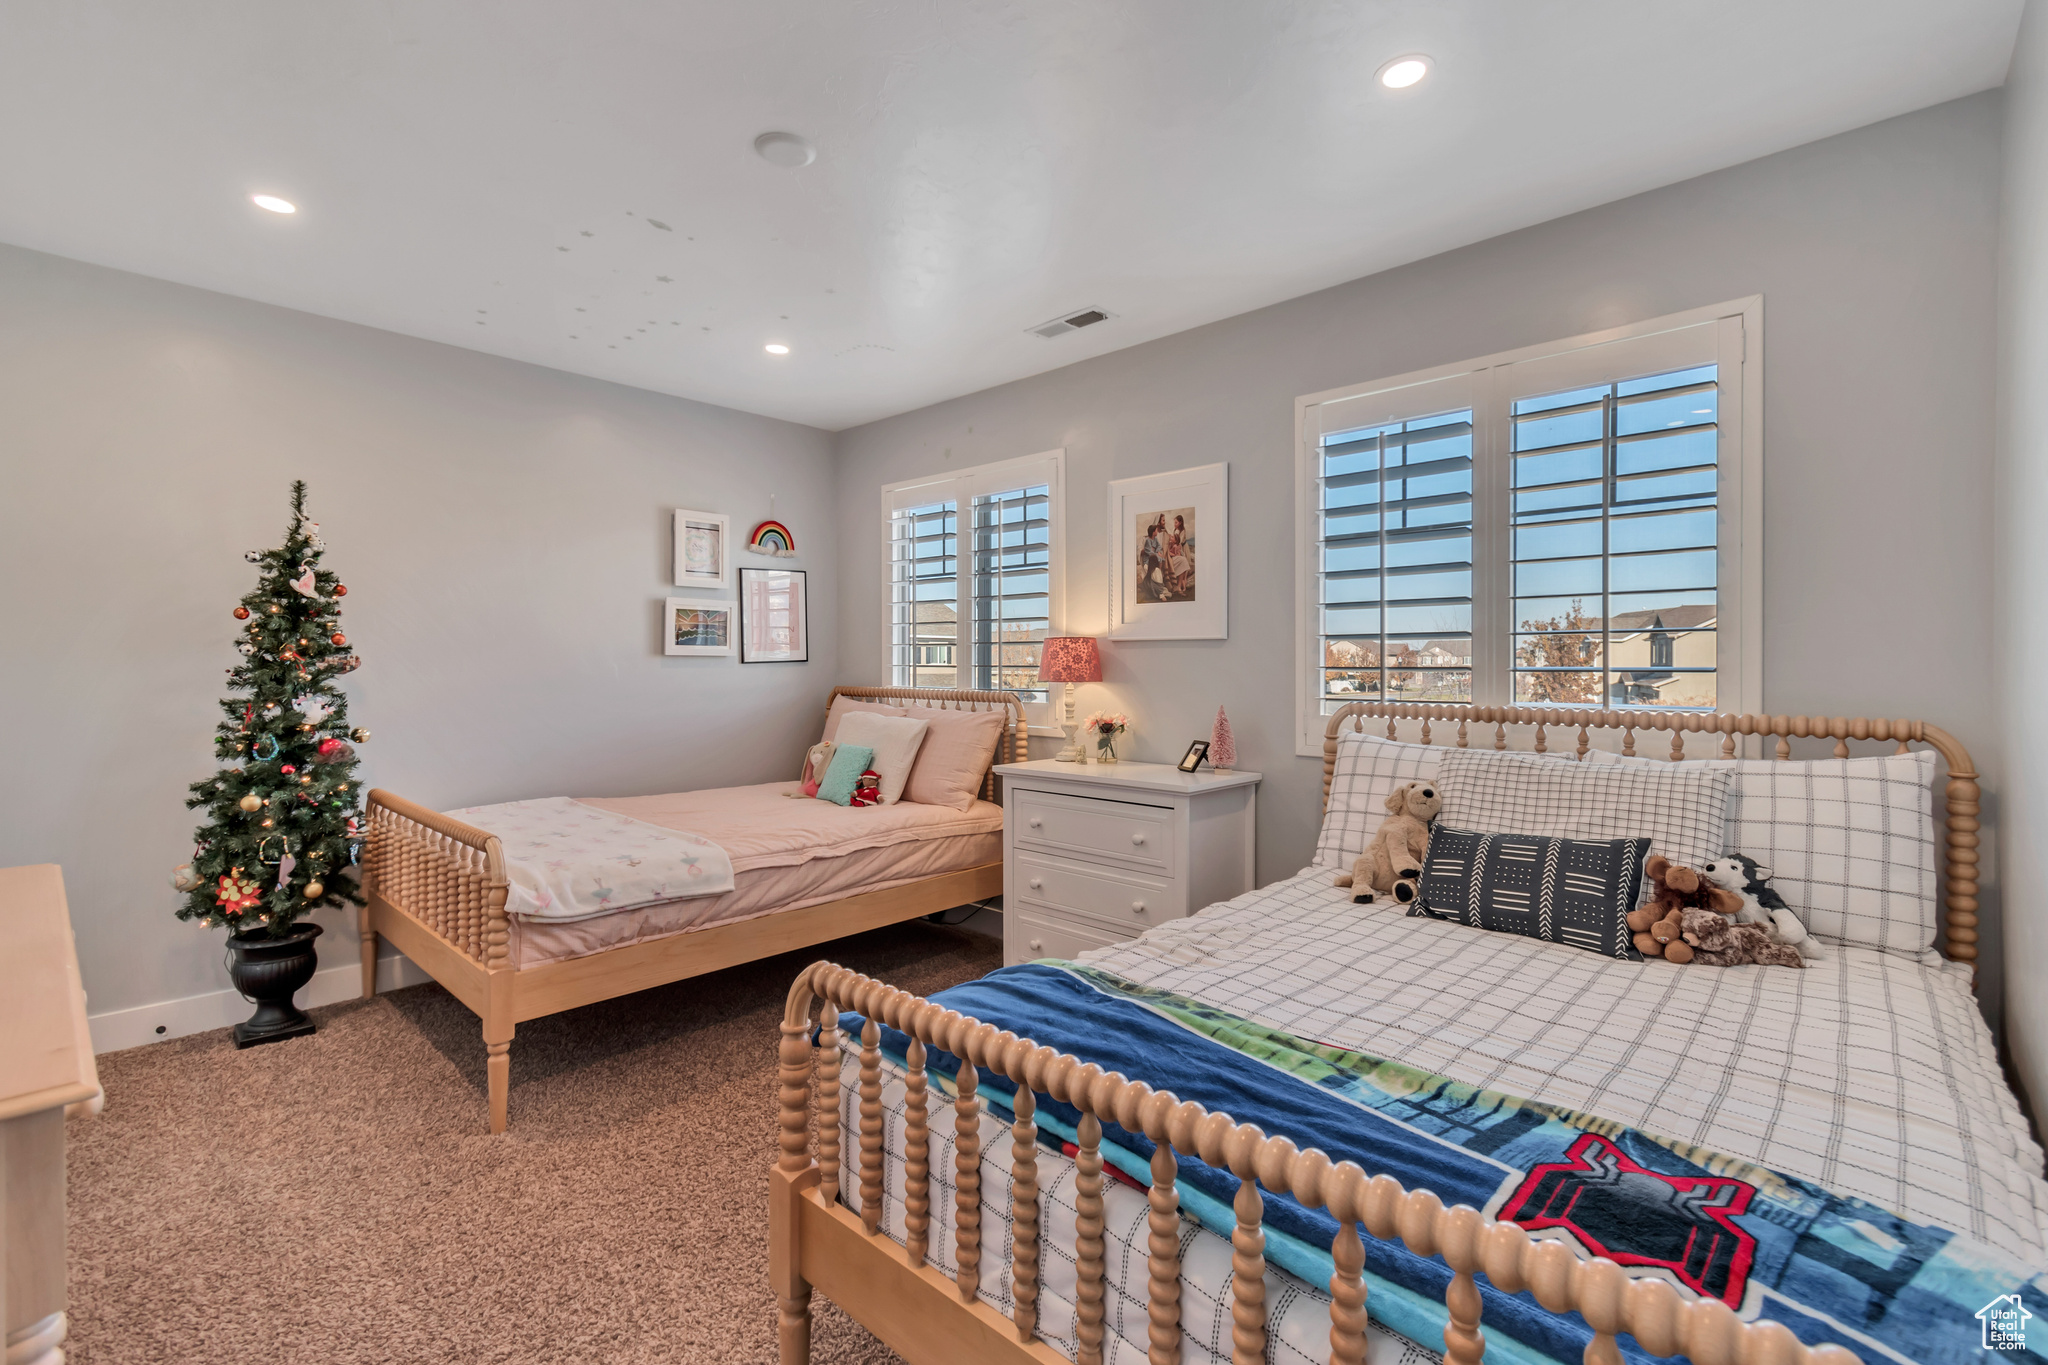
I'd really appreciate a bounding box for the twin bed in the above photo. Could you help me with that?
[771,702,2028,1365]
[357,685,1023,1134]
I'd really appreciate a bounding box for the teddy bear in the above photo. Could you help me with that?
[1628,855,1745,961]
[1333,780,1440,905]
[1698,853,1825,960]
[1674,904,1807,969]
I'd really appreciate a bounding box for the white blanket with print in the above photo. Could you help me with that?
[446,796,735,920]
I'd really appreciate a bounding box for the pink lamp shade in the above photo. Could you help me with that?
[1038,636,1102,683]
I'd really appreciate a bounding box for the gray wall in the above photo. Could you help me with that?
[834,94,2005,1020]
[1998,1,2048,1113]
[0,244,836,1018]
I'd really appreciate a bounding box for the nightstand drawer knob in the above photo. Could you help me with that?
[1028,878,1043,890]
[1029,938,1043,951]
[1028,817,1044,829]
[1130,833,1146,846]
[1131,901,1146,915]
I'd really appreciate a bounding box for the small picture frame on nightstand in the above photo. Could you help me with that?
[1177,740,1210,773]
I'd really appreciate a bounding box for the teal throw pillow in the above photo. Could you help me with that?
[818,744,875,806]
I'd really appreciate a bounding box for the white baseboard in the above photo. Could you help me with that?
[88,952,434,1055]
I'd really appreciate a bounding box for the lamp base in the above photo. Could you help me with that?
[1053,682,1085,761]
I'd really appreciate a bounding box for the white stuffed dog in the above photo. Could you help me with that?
[1699,853,1825,960]
[1334,781,1441,905]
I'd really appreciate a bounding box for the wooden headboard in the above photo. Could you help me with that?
[823,685,1028,804]
[1320,701,1982,969]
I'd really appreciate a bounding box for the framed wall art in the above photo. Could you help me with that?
[740,567,808,664]
[673,509,731,589]
[663,596,733,656]
[1107,462,1227,639]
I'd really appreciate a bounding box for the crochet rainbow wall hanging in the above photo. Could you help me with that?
[745,520,797,558]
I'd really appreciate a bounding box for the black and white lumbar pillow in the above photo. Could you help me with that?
[1409,824,1652,960]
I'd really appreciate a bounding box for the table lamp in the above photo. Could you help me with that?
[1037,637,1102,762]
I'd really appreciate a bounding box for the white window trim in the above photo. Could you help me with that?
[881,449,1067,734]
[1293,297,1763,756]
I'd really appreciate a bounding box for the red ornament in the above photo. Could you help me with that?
[317,738,344,756]
[233,606,251,620]
[333,584,348,596]
[215,873,262,913]
[331,633,347,646]
[281,764,296,774]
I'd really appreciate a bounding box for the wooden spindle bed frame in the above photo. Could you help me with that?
[772,702,1985,1365]
[358,685,1025,1133]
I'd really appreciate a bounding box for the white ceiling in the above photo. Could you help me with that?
[0,1,2022,431]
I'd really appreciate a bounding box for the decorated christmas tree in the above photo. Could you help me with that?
[176,482,369,935]
[1210,706,1236,770]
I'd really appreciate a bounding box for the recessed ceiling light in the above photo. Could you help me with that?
[251,194,297,214]
[753,131,816,168]
[1378,56,1431,90]
[764,343,790,355]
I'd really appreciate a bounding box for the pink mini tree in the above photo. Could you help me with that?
[1210,706,1236,770]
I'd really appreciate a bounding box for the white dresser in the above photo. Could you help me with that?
[993,759,1262,966]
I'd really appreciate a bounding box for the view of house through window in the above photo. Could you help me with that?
[1301,303,1751,747]
[887,453,1061,712]
[1317,409,1475,706]
[1509,364,1719,709]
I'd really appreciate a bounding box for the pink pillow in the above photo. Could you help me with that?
[902,707,1009,811]
[822,696,910,743]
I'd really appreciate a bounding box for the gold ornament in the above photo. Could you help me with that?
[302,881,325,899]
[238,794,262,812]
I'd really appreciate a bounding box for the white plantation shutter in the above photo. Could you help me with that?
[1297,302,1757,754]
[883,452,1065,722]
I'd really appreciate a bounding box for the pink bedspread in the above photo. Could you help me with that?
[506,783,1003,968]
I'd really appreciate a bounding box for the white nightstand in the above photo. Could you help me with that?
[993,759,1262,966]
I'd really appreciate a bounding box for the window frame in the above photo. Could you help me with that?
[881,449,1067,733]
[1293,298,1763,756]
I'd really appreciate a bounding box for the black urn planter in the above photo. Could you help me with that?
[227,922,323,1048]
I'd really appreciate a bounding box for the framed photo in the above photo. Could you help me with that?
[663,597,733,656]
[1177,740,1210,773]
[673,509,731,589]
[1108,462,1227,639]
[740,568,808,663]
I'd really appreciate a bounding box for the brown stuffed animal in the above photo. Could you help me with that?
[1333,781,1441,905]
[1629,855,1744,962]
[1676,905,1806,969]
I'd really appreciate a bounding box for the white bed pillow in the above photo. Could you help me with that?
[832,711,930,807]
[1590,747,1940,955]
[1435,746,1733,870]
[1314,733,1445,869]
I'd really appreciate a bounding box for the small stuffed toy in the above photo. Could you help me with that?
[787,740,837,799]
[1629,855,1745,961]
[1675,904,1806,969]
[847,769,882,808]
[1699,853,1825,960]
[1334,781,1440,905]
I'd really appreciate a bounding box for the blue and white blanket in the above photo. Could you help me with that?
[846,959,2047,1365]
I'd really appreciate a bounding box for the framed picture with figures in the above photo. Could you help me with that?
[1107,462,1227,639]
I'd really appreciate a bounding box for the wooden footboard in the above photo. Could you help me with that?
[772,960,1861,1365]
[360,789,516,1129]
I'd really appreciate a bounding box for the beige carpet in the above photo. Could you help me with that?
[67,921,1002,1365]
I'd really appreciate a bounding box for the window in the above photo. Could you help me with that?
[884,451,1065,727]
[1295,300,1759,754]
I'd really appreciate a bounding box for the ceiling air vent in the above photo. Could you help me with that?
[1030,308,1111,339]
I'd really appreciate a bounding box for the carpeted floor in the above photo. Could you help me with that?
[67,920,1002,1365]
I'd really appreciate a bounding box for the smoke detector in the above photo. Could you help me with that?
[1030,307,1111,339]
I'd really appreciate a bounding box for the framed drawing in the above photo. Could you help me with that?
[1107,462,1227,639]
[1177,740,1210,773]
[673,509,731,589]
[740,568,808,663]
[663,597,733,656]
